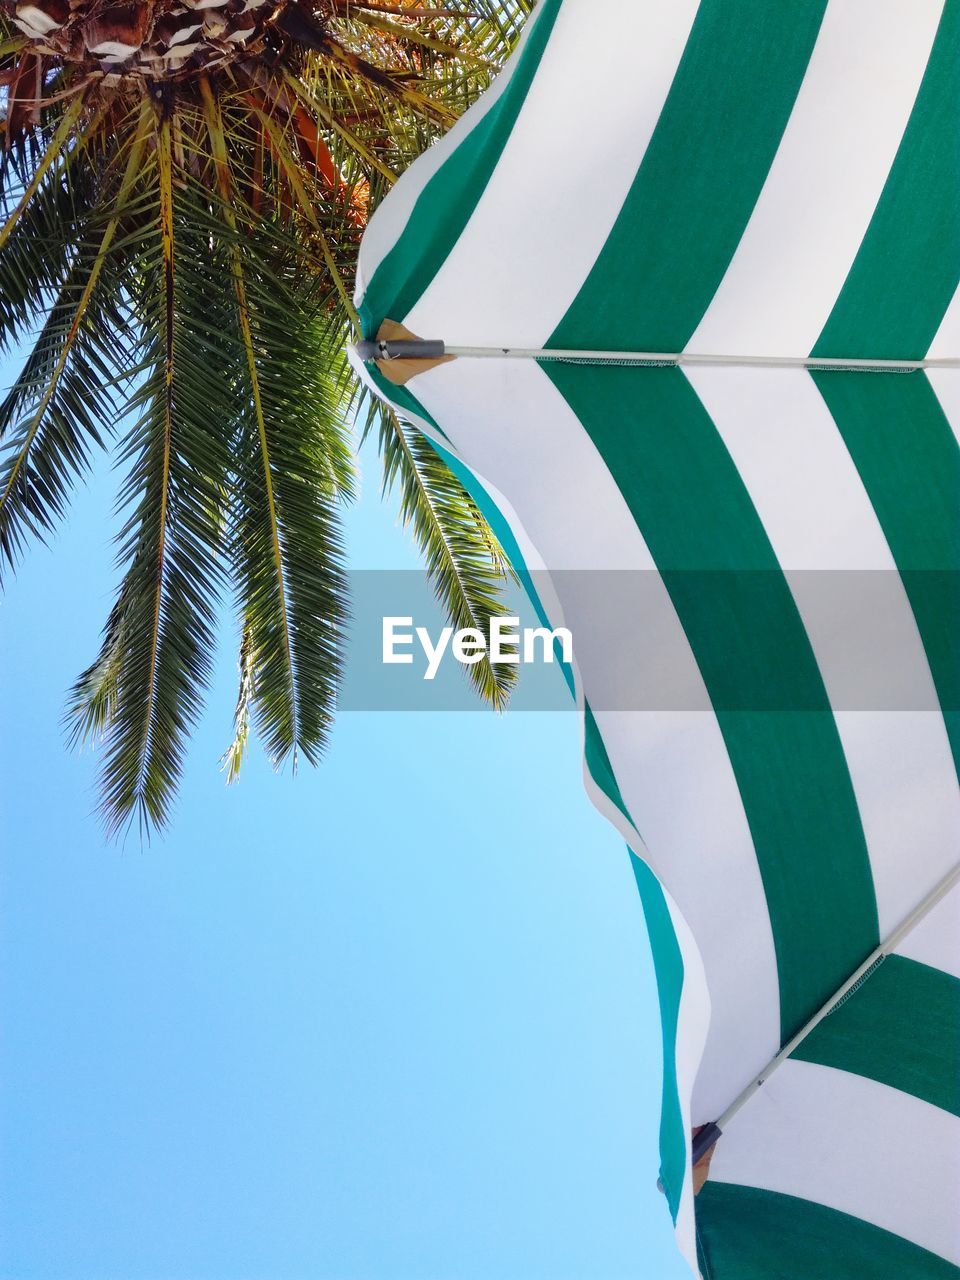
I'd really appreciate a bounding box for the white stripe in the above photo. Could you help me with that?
[927,288,960,449]
[410,355,781,1122]
[895,879,960,980]
[404,0,699,346]
[663,893,711,1278]
[353,0,542,302]
[710,1059,960,1263]
[685,364,960,936]
[927,284,960,361]
[927,368,960,451]
[689,0,944,358]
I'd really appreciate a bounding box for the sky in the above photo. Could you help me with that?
[0,383,689,1278]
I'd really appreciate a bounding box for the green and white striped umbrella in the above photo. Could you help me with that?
[350,2,959,1275]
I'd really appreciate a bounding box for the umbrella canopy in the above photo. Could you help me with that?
[350,2,960,1275]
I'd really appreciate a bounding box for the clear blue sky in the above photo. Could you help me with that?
[0,380,688,1277]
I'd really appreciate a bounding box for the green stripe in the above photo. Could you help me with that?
[630,855,687,1224]
[358,0,562,339]
[814,374,960,771]
[547,362,879,1042]
[814,0,959,361]
[584,711,688,1223]
[810,2,960,775]
[365,362,451,442]
[792,954,960,1116]
[551,0,826,350]
[696,1184,960,1279]
[583,705,630,824]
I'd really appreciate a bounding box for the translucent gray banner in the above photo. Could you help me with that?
[336,571,957,713]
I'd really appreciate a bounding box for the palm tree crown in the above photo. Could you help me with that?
[0,0,530,834]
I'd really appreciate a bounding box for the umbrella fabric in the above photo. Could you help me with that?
[350,2,960,1275]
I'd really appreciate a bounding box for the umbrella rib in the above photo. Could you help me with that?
[692,858,960,1165]
[355,338,959,374]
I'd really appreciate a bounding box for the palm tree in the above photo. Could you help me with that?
[0,0,531,834]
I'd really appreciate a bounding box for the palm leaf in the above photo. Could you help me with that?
[0,102,150,571]
[69,119,235,833]
[0,0,534,832]
[202,80,353,769]
[375,401,516,710]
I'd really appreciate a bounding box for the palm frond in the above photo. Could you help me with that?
[0,103,149,571]
[0,95,84,250]
[0,0,534,832]
[202,80,353,770]
[375,401,516,710]
[65,580,131,748]
[70,120,235,834]
[226,247,352,769]
[0,142,93,348]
